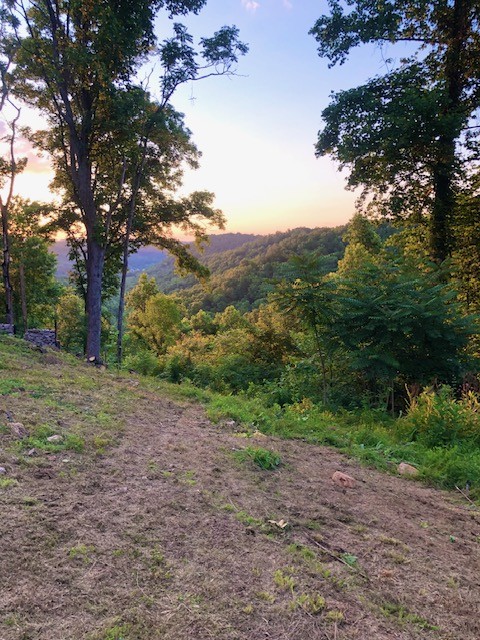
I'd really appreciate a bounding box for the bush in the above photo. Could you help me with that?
[402,387,480,447]
[123,349,163,377]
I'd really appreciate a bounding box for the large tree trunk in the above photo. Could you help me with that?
[430,0,469,263]
[85,238,105,362]
[116,235,130,366]
[1,203,14,328]
[19,262,27,332]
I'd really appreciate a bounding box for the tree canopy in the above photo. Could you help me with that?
[311,0,480,262]
[5,0,247,359]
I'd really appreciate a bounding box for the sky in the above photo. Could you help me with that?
[9,0,397,236]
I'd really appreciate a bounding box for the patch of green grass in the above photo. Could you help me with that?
[68,543,95,563]
[195,388,480,495]
[20,426,85,454]
[273,568,296,593]
[290,593,325,614]
[233,446,281,470]
[287,543,316,562]
[0,477,17,488]
[380,602,439,630]
[0,377,29,395]
[235,510,263,528]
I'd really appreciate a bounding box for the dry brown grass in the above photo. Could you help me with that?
[1,336,479,639]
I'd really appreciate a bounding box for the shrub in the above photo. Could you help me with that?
[402,387,480,447]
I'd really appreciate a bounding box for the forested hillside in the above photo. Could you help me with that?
[142,226,346,312]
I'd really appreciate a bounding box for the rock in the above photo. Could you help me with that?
[0,466,6,474]
[10,422,29,439]
[398,462,419,477]
[46,434,63,443]
[332,471,356,489]
[27,448,37,457]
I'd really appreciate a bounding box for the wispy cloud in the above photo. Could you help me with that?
[241,0,260,12]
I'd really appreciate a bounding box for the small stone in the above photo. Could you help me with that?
[10,422,29,439]
[0,466,6,474]
[397,462,419,477]
[332,471,356,489]
[46,434,63,443]
[27,448,37,457]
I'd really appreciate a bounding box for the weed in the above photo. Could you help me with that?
[290,593,325,614]
[386,551,409,564]
[0,478,17,488]
[180,470,197,486]
[447,576,460,589]
[256,591,276,603]
[274,568,296,593]
[23,497,38,506]
[325,610,344,623]
[379,535,409,550]
[93,435,112,453]
[235,511,263,528]
[340,553,358,567]
[233,446,281,470]
[68,543,95,563]
[287,543,316,562]
[380,602,439,630]
[101,624,130,640]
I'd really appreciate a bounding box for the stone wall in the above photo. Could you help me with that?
[23,329,58,349]
[0,324,14,335]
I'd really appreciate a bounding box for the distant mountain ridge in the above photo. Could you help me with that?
[51,232,259,279]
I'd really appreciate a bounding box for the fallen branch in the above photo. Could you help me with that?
[455,485,477,507]
[306,535,370,581]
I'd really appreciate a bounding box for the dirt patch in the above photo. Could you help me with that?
[1,380,480,639]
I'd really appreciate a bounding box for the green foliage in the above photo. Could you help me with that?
[125,274,183,355]
[123,349,163,377]
[403,388,480,448]
[233,446,281,470]
[3,198,60,332]
[332,260,475,390]
[56,288,86,354]
[311,0,480,261]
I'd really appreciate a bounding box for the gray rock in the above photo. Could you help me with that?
[46,434,63,443]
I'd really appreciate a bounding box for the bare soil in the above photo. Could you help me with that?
[1,369,480,639]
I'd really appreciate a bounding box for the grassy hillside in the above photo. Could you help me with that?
[1,335,479,639]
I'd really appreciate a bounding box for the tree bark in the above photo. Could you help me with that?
[430,0,469,263]
[1,203,14,328]
[85,237,105,362]
[19,262,27,332]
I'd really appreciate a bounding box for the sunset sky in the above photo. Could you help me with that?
[11,0,400,235]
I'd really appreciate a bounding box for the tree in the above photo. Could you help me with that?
[311,0,480,262]
[125,274,182,355]
[8,198,59,332]
[56,288,86,353]
[331,260,475,407]
[9,0,247,360]
[0,7,25,327]
[274,256,337,404]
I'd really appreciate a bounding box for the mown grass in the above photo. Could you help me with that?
[0,335,135,457]
[144,377,480,499]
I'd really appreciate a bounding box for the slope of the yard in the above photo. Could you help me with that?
[1,336,479,640]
